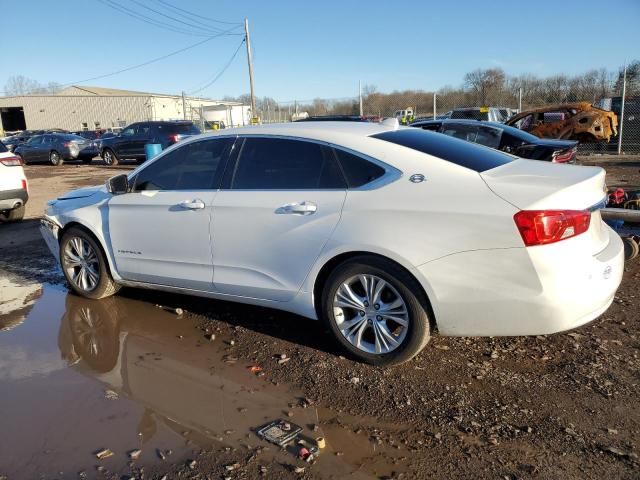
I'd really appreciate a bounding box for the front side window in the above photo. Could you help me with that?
[121,125,137,137]
[231,137,345,190]
[442,124,478,142]
[27,136,43,145]
[134,138,232,191]
[475,126,502,149]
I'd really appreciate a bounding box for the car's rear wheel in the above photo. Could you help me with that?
[60,227,120,299]
[0,205,25,222]
[102,148,119,166]
[50,150,63,166]
[623,236,639,261]
[321,256,431,366]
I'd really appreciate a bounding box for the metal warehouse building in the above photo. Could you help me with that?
[0,85,249,133]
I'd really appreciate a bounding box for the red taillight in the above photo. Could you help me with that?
[514,210,591,246]
[0,155,23,166]
[63,141,71,147]
[169,134,180,143]
[552,147,577,164]
[21,179,28,192]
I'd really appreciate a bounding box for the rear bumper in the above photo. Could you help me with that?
[0,188,28,210]
[418,224,624,336]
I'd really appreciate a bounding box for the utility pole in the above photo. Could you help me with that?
[618,62,627,155]
[359,80,363,117]
[518,87,523,112]
[244,18,257,122]
[182,91,187,120]
[433,93,436,120]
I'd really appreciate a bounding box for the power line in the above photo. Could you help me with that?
[97,0,242,37]
[156,0,242,26]
[129,0,229,35]
[187,38,245,95]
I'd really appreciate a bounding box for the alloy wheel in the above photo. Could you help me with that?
[50,151,60,165]
[103,150,113,165]
[63,236,100,292]
[333,274,409,354]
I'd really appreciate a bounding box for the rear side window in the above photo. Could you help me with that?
[333,149,385,188]
[372,129,513,172]
[231,137,345,189]
[134,138,231,191]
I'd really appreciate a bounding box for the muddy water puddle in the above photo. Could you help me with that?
[0,274,409,479]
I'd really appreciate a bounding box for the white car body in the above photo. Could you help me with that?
[41,122,623,338]
[0,149,29,217]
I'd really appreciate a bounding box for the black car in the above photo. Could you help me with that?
[99,120,200,166]
[14,133,99,166]
[409,119,578,164]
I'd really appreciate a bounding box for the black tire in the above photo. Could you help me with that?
[102,148,119,166]
[50,150,63,166]
[623,237,639,261]
[321,255,431,366]
[59,227,120,299]
[0,205,25,222]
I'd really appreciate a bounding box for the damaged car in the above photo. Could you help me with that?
[505,102,618,143]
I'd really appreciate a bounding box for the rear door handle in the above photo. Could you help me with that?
[275,201,317,215]
[179,199,205,210]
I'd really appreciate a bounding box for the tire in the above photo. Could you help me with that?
[50,150,63,166]
[102,148,119,166]
[321,256,431,366]
[623,237,639,261]
[59,227,120,299]
[0,205,25,222]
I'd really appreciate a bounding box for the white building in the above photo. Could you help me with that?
[0,85,249,133]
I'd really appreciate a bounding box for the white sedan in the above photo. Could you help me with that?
[41,121,624,366]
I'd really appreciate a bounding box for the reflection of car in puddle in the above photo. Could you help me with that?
[57,295,398,478]
[0,276,43,332]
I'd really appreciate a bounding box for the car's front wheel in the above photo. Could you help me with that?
[321,256,431,366]
[59,227,120,299]
[102,148,119,166]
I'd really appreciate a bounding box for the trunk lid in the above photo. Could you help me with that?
[481,159,609,253]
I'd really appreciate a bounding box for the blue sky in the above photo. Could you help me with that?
[3,0,639,101]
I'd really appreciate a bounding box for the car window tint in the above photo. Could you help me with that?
[134,138,231,191]
[122,126,136,136]
[333,149,385,188]
[476,126,501,149]
[231,138,345,189]
[442,124,478,142]
[372,129,513,173]
[138,124,151,135]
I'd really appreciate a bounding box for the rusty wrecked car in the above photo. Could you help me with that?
[505,102,618,143]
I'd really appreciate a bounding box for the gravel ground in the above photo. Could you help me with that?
[0,156,639,479]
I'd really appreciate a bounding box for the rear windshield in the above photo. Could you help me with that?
[450,110,488,121]
[167,123,200,134]
[0,141,7,153]
[372,129,513,172]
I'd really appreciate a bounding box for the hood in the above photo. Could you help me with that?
[58,185,105,200]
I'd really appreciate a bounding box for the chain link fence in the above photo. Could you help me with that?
[254,71,639,156]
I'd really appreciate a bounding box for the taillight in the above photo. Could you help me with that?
[552,147,577,164]
[169,134,180,143]
[21,179,28,193]
[514,210,591,246]
[0,156,23,166]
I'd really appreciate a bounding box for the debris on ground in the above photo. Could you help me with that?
[94,449,114,460]
[128,449,141,460]
[104,389,118,400]
[156,304,184,316]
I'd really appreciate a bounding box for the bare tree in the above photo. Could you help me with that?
[4,76,61,95]
[464,68,506,105]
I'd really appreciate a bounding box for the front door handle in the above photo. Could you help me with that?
[179,199,205,210]
[275,201,317,215]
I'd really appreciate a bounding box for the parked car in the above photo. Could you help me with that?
[0,142,28,222]
[410,119,578,163]
[450,107,505,122]
[41,122,623,366]
[99,120,201,166]
[14,133,98,165]
[505,102,618,143]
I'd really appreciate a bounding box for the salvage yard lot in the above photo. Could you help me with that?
[0,156,639,479]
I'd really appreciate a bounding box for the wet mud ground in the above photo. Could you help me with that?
[0,157,639,479]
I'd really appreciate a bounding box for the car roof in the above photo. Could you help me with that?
[201,121,400,143]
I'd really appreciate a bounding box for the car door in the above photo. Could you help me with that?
[114,124,138,157]
[211,136,347,301]
[107,137,233,290]
[131,123,152,158]
[21,135,46,163]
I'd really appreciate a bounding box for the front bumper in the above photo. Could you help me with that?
[419,224,624,336]
[40,216,61,260]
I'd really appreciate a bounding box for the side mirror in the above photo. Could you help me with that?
[107,174,129,194]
